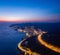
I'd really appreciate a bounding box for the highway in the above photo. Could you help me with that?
[18,38,40,55]
[37,33,60,53]
[18,38,32,55]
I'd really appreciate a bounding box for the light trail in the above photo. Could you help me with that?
[38,34,60,53]
[18,37,40,55]
[18,38,32,55]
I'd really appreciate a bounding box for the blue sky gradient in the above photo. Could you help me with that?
[0,0,60,22]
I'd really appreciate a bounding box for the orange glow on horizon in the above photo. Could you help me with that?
[0,17,42,22]
[0,19,27,22]
[0,19,44,22]
[0,17,48,22]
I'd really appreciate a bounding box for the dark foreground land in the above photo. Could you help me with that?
[21,34,60,55]
[10,22,60,55]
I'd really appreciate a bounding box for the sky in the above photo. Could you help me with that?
[0,0,60,22]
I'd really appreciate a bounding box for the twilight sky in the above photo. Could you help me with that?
[0,0,60,22]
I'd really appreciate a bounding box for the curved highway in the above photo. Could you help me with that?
[18,38,40,55]
[37,33,60,53]
[18,38,32,55]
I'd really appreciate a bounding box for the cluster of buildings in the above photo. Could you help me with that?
[17,26,46,37]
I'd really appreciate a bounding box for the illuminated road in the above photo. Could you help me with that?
[37,33,60,53]
[18,38,40,55]
[18,39,32,55]
[17,27,60,54]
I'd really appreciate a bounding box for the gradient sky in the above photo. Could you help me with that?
[0,0,60,22]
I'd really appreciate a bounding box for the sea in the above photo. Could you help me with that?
[0,22,26,55]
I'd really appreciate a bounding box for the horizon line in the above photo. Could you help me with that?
[0,20,60,23]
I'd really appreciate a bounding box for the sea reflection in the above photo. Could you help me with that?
[0,22,25,55]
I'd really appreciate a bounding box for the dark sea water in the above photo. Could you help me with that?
[0,22,25,55]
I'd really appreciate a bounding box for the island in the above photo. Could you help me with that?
[10,23,60,55]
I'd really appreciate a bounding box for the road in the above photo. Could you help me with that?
[37,33,60,53]
[18,38,40,55]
